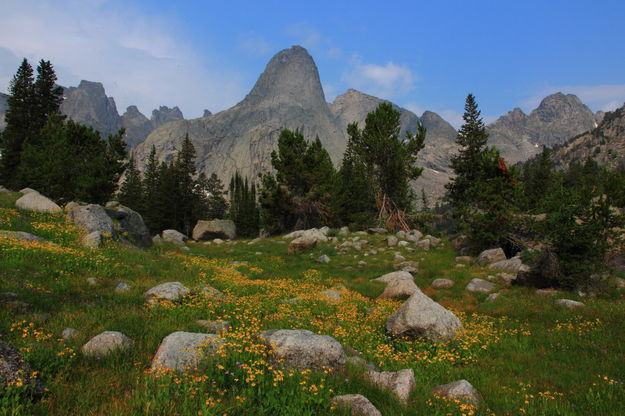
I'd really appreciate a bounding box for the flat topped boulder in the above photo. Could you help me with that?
[0,230,47,243]
[431,379,482,405]
[372,271,418,298]
[81,331,133,357]
[432,278,454,289]
[555,299,585,308]
[67,204,116,236]
[466,278,497,293]
[192,219,236,241]
[161,229,188,246]
[332,394,382,416]
[489,256,524,271]
[476,248,506,266]
[259,329,346,370]
[145,282,191,305]
[15,191,61,213]
[288,235,318,254]
[365,368,415,404]
[151,331,223,372]
[386,288,463,341]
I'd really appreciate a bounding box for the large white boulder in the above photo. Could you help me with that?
[372,271,418,298]
[151,331,223,372]
[15,192,61,213]
[144,282,191,305]
[81,331,133,357]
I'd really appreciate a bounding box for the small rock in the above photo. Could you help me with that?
[365,368,415,404]
[396,230,406,239]
[162,229,188,246]
[431,278,454,289]
[431,379,482,405]
[498,272,516,283]
[555,299,585,308]
[320,289,342,301]
[489,257,525,272]
[466,278,497,293]
[288,236,318,254]
[81,331,133,357]
[455,263,465,268]
[115,283,131,293]
[535,289,559,296]
[144,282,191,305]
[316,254,331,264]
[394,253,406,261]
[62,327,80,340]
[455,256,473,262]
[397,240,410,247]
[416,239,431,250]
[372,271,418,298]
[332,394,382,416]
[152,235,164,245]
[368,227,387,235]
[476,248,506,266]
[486,293,500,301]
[0,231,47,243]
[358,261,367,267]
[339,226,350,236]
[386,236,398,247]
[213,238,224,244]
[81,231,104,248]
[86,277,99,286]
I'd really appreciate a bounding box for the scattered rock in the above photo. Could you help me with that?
[67,204,116,236]
[393,261,419,274]
[62,327,80,340]
[431,379,482,405]
[213,238,224,244]
[535,289,559,296]
[368,227,387,235]
[406,230,423,242]
[555,299,585,308]
[386,236,398,247]
[431,278,454,289]
[489,256,524,272]
[283,228,328,242]
[476,248,506,266]
[455,263,465,268]
[114,207,152,248]
[0,230,47,243]
[144,282,191,305]
[397,240,410,247]
[161,229,188,246]
[396,230,406,239]
[486,293,500,301]
[86,277,98,286]
[81,331,133,357]
[416,239,431,250]
[339,226,350,236]
[466,278,497,293]
[199,285,224,299]
[196,320,231,334]
[151,332,223,371]
[15,191,62,213]
[81,231,104,248]
[394,253,406,261]
[498,272,516,284]
[288,235,318,254]
[115,283,131,293]
[0,185,11,193]
[331,394,382,416]
[152,235,164,245]
[455,256,473,262]
[192,219,236,241]
[372,271,418,298]
[357,261,367,267]
[316,254,331,264]
[365,368,415,404]
[0,340,44,395]
[258,329,346,370]
[386,289,463,341]
[320,289,342,301]
[423,235,441,246]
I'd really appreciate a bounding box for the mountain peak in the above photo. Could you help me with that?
[244,45,326,107]
[533,92,590,123]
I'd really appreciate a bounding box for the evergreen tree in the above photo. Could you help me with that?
[0,59,35,187]
[334,146,376,228]
[346,102,426,228]
[445,94,518,252]
[172,134,198,235]
[142,146,161,231]
[118,155,144,212]
[32,60,63,134]
[196,172,228,220]
[229,172,259,237]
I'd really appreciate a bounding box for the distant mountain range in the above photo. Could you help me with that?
[0,46,611,199]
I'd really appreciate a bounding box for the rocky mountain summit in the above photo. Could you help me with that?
[121,105,185,148]
[552,103,625,169]
[488,93,600,164]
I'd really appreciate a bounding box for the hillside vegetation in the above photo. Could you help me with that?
[1,191,624,415]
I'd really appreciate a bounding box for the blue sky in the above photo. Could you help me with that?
[1,0,624,126]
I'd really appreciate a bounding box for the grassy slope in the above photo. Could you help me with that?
[1,192,624,415]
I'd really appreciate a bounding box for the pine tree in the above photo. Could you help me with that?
[346,102,426,228]
[196,172,228,220]
[118,155,144,212]
[0,59,35,187]
[229,172,259,237]
[334,146,376,228]
[32,60,63,135]
[172,134,198,235]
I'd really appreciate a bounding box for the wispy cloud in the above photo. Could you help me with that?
[0,0,246,118]
[285,23,322,50]
[523,84,625,113]
[238,33,273,57]
[343,57,416,99]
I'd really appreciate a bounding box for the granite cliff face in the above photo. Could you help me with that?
[488,93,598,164]
[61,80,123,138]
[0,93,8,131]
[552,103,625,169]
[121,106,153,148]
[135,46,346,180]
[151,106,184,129]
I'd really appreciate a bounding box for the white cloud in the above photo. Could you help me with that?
[523,84,625,114]
[343,58,416,100]
[0,0,247,118]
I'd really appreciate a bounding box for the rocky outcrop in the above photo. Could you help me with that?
[386,289,462,341]
[258,329,346,371]
[122,105,153,148]
[488,93,598,164]
[151,106,184,129]
[61,80,123,138]
[151,332,223,371]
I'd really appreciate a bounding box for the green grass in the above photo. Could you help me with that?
[1,191,624,415]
